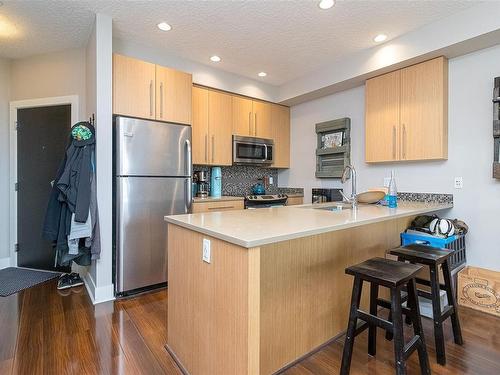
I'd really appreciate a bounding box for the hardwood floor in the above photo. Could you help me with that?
[0,279,498,375]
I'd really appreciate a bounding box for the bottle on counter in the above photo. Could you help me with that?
[388,170,398,208]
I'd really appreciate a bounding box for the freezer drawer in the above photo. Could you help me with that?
[116,176,189,294]
[115,116,192,177]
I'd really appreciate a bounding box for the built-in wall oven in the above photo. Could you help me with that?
[233,135,274,165]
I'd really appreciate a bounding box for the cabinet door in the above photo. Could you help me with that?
[232,96,253,137]
[192,87,209,164]
[113,54,156,119]
[208,90,233,166]
[400,57,448,160]
[271,104,290,168]
[365,70,401,163]
[253,100,272,139]
[156,65,192,125]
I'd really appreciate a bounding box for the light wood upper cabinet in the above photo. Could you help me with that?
[113,53,192,124]
[253,101,272,139]
[208,90,233,165]
[155,65,192,125]
[400,57,448,160]
[113,54,156,120]
[365,70,401,163]
[365,56,448,163]
[232,96,254,137]
[192,87,232,166]
[271,104,290,168]
[192,86,209,164]
[232,97,272,138]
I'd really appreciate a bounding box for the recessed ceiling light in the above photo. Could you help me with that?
[157,22,172,31]
[210,55,221,62]
[318,0,335,10]
[258,72,267,77]
[373,34,387,43]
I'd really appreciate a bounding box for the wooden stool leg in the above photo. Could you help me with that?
[341,277,363,375]
[386,309,393,341]
[430,264,446,365]
[368,282,379,356]
[442,260,464,345]
[407,279,431,375]
[391,286,407,375]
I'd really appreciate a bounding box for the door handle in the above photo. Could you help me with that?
[149,80,154,117]
[402,124,407,159]
[211,135,215,163]
[263,143,268,162]
[185,139,192,212]
[160,82,164,118]
[254,113,257,136]
[205,134,208,162]
[392,126,396,159]
[248,112,252,135]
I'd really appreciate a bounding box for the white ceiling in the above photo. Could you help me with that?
[0,0,479,85]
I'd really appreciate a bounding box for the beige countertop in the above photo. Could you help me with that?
[193,196,244,202]
[165,201,452,248]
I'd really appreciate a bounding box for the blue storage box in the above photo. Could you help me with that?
[400,231,466,271]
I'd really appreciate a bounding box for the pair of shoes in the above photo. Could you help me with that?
[57,272,84,290]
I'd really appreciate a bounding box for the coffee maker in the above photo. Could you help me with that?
[194,171,209,198]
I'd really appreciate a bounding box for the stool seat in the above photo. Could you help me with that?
[346,257,422,288]
[389,243,451,265]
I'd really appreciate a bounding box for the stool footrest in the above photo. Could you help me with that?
[415,276,446,290]
[357,310,393,332]
[438,305,454,323]
[403,335,422,360]
[376,297,412,317]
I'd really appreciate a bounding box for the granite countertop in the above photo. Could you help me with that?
[193,196,244,203]
[165,201,452,248]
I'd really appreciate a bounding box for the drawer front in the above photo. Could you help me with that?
[192,200,244,213]
[286,197,304,206]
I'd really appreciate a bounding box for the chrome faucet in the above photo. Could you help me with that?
[341,165,357,208]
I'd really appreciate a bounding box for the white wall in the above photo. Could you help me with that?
[10,48,87,120]
[113,38,278,102]
[280,44,500,271]
[0,58,11,264]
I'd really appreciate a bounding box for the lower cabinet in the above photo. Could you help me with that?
[191,200,244,213]
[286,196,303,206]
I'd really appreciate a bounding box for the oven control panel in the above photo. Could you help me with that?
[245,194,288,200]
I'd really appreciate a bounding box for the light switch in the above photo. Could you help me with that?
[454,177,463,189]
[202,238,211,263]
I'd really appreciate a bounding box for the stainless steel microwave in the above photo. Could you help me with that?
[233,135,274,165]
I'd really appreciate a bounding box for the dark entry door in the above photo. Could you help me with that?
[17,105,71,271]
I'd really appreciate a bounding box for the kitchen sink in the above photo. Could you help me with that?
[314,202,354,211]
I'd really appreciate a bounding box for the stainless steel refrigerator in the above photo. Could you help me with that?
[114,116,192,295]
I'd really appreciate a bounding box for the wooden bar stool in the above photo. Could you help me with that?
[340,257,430,375]
[389,244,464,365]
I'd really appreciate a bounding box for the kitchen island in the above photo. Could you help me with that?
[164,201,452,375]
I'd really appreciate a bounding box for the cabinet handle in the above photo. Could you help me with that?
[248,112,252,135]
[254,113,257,136]
[205,134,208,162]
[149,80,153,117]
[402,124,407,159]
[211,135,215,163]
[208,206,235,210]
[392,126,396,159]
[160,82,164,118]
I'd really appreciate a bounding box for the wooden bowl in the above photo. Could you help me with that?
[357,190,386,204]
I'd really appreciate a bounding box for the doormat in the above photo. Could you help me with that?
[0,267,60,297]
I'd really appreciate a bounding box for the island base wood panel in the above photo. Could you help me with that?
[167,217,413,375]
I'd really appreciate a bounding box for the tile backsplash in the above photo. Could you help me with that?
[193,165,280,196]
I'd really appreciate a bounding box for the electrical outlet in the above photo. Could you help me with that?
[202,238,211,263]
[454,177,463,189]
[383,177,391,188]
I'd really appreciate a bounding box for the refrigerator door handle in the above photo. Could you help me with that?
[185,139,192,212]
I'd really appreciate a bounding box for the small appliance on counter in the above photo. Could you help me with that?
[251,182,266,195]
[194,171,209,198]
[312,188,343,203]
[210,167,222,197]
[244,194,288,209]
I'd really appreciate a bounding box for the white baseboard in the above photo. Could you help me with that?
[0,257,11,269]
[84,272,115,305]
